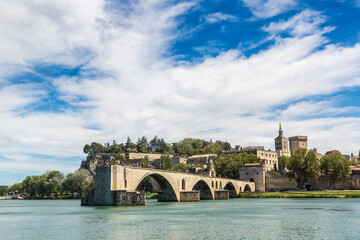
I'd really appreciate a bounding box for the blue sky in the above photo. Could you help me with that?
[1,0,360,185]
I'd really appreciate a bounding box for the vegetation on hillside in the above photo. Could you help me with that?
[83,137,231,160]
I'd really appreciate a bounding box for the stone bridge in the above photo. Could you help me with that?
[92,166,255,205]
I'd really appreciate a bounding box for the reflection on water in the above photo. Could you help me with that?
[0,199,359,240]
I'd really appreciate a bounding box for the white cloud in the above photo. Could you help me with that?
[204,12,239,24]
[241,0,298,18]
[263,10,333,37]
[1,0,360,184]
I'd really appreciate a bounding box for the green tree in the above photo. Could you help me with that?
[43,170,65,197]
[278,156,290,171]
[136,136,149,153]
[320,152,350,189]
[140,156,150,168]
[62,169,94,197]
[287,148,319,189]
[214,153,262,179]
[125,137,136,152]
[0,185,9,196]
[158,154,173,170]
[83,142,105,155]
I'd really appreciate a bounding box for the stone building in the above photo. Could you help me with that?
[289,136,308,155]
[186,154,217,167]
[171,155,187,165]
[274,123,290,157]
[239,163,265,192]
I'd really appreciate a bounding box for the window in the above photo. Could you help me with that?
[182,179,185,190]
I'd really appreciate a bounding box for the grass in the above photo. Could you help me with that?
[145,193,158,199]
[238,190,360,198]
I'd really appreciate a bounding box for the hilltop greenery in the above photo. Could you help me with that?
[83,137,231,159]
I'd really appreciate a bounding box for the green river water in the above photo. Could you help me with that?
[1,198,360,240]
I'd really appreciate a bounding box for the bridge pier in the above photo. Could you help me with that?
[214,190,229,200]
[180,191,200,202]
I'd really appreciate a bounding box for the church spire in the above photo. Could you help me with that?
[279,122,283,136]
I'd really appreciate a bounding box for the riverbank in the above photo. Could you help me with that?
[238,190,360,198]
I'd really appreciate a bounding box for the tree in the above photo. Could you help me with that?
[287,148,319,189]
[125,137,136,152]
[136,136,149,153]
[0,185,9,196]
[83,142,105,155]
[158,154,173,170]
[214,153,262,179]
[43,170,65,197]
[278,156,290,171]
[140,156,150,168]
[320,152,350,189]
[62,169,94,197]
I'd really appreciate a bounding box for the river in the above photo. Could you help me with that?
[1,199,359,239]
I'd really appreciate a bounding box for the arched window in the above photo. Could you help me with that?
[182,179,185,190]
[212,181,214,188]
[249,178,254,182]
[216,181,218,189]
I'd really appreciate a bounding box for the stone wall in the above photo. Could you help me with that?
[265,175,296,191]
[114,190,145,206]
[128,153,173,161]
[266,174,360,191]
[180,191,200,202]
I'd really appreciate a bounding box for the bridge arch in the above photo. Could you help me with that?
[244,184,251,192]
[192,180,213,200]
[135,173,178,202]
[224,182,237,198]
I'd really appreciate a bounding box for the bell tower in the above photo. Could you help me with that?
[274,123,290,157]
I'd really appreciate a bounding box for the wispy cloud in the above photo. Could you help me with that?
[241,0,298,18]
[204,12,239,24]
[263,10,333,37]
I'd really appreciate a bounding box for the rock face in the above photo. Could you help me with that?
[81,154,116,175]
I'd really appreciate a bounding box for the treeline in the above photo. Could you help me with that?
[7,169,93,199]
[277,149,350,189]
[83,137,231,158]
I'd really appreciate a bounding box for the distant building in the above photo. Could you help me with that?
[289,136,308,155]
[171,155,187,165]
[186,154,217,167]
[274,123,290,157]
[239,163,265,192]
